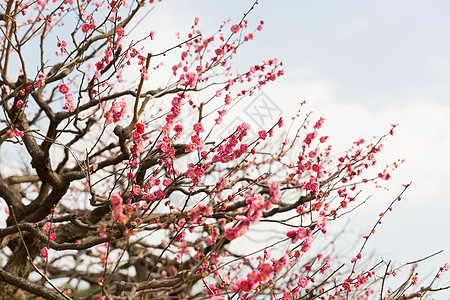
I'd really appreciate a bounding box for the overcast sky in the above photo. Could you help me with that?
[139,0,450,290]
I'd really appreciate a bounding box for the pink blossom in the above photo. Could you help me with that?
[57,40,67,48]
[143,193,156,202]
[43,222,51,233]
[237,278,254,292]
[315,216,327,229]
[135,122,146,134]
[81,23,90,33]
[180,72,197,88]
[8,128,24,138]
[287,227,308,244]
[301,235,312,252]
[193,123,204,133]
[16,100,24,109]
[319,136,328,143]
[112,207,125,223]
[224,94,232,105]
[342,280,351,291]
[247,269,260,284]
[116,27,125,37]
[58,83,69,94]
[155,189,165,199]
[40,247,48,258]
[278,117,284,127]
[298,276,308,288]
[1,84,10,95]
[174,124,183,133]
[325,257,333,267]
[314,117,325,129]
[258,130,267,140]
[268,181,281,204]
[110,193,123,207]
[63,93,75,112]
[104,100,127,124]
[224,225,247,241]
[260,262,273,276]
[231,24,239,33]
[49,233,56,241]
[132,185,141,195]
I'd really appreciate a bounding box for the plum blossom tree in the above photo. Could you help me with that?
[0,0,448,299]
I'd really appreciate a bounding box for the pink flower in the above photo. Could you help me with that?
[258,130,267,140]
[63,93,75,112]
[247,269,260,284]
[49,233,56,241]
[104,100,127,124]
[40,247,48,258]
[315,216,327,229]
[298,276,308,288]
[319,136,328,143]
[16,100,24,109]
[268,181,281,204]
[81,23,91,33]
[445,263,450,271]
[110,193,123,207]
[224,94,232,105]
[57,40,67,48]
[180,72,197,88]
[411,275,418,285]
[155,189,165,199]
[112,207,125,223]
[174,124,183,133]
[260,262,273,277]
[278,117,284,127]
[1,84,10,95]
[301,235,312,252]
[257,20,263,31]
[58,83,69,94]
[135,122,146,134]
[8,128,24,138]
[132,185,141,195]
[287,227,307,244]
[314,117,325,129]
[325,257,333,267]
[43,222,51,233]
[143,193,156,202]
[193,123,204,133]
[237,279,254,292]
[224,225,247,241]
[231,24,239,33]
[116,27,125,37]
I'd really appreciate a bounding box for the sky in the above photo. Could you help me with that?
[137,0,450,292]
